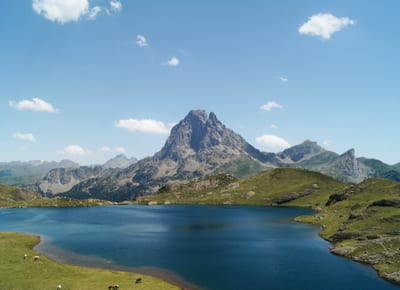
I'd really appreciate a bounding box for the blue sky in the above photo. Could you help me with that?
[1,0,399,165]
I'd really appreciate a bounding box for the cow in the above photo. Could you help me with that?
[33,256,40,261]
[108,285,119,290]
[135,278,142,283]
[23,254,27,260]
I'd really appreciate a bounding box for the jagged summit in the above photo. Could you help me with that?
[157,110,248,161]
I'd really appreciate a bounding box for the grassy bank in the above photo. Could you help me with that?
[0,232,179,290]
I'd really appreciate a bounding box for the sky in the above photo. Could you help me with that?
[1,0,400,165]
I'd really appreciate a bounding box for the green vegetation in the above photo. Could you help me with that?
[138,168,346,208]
[138,168,400,285]
[0,232,179,290]
[296,178,400,284]
[214,157,264,178]
[0,183,115,208]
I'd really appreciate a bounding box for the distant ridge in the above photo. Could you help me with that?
[19,109,400,201]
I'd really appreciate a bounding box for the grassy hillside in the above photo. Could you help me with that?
[137,168,346,208]
[0,232,179,290]
[137,168,400,285]
[296,178,400,284]
[0,183,114,208]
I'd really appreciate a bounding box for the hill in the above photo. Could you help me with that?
[0,183,113,208]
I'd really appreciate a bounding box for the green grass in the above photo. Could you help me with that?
[0,232,179,290]
[0,183,116,208]
[138,168,346,209]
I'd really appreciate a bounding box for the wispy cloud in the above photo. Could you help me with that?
[32,0,122,24]
[116,118,171,134]
[279,77,288,83]
[100,146,126,154]
[163,57,180,66]
[9,98,58,113]
[323,139,332,146]
[299,13,355,40]
[63,145,89,156]
[260,101,282,112]
[110,0,122,12]
[88,6,102,20]
[136,35,148,47]
[13,133,36,142]
[255,134,290,152]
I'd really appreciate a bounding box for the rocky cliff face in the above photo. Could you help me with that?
[40,166,104,196]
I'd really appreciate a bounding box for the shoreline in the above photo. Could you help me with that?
[32,232,201,290]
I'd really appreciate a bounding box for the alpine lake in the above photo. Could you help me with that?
[0,205,399,290]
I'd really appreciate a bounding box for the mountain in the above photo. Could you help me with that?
[40,109,399,201]
[102,154,137,169]
[54,110,275,201]
[0,160,79,187]
[277,140,325,163]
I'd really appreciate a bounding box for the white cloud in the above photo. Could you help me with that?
[100,146,126,154]
[100,146,112,152]
[260,101,282,112]
[64,145,88,156]
[323,139,332,146]
[32,0,89,24]
[9,98,58,113]
[136,35,148,47]
[88,6,102,20]
[116,118,171,134]
[13,133,36,142]
[299,13,355,40]
[115,146,126,154]
[32,0,122,23]
[255,134,290,152]
[110,0,122,12]
[163,57,180,66]
[270,124,278,130]
[279,77,288,83]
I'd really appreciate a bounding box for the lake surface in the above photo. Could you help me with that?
[0,205,398,290]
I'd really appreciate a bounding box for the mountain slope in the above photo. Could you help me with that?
[138,167,347,207]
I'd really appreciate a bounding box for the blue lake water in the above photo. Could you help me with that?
[0,205,399,290]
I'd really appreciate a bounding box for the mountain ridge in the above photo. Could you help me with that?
[17,109,400,201]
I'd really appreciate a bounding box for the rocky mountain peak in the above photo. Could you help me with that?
[157,110,247,161]
[342,148,356,159]
[278,139,325,163]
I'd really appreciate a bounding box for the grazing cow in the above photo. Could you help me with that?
[23,254,27,259]
[108,285,119,290]
[33,256,40,261]
[56,285,62,290]
[135,278,142,283]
